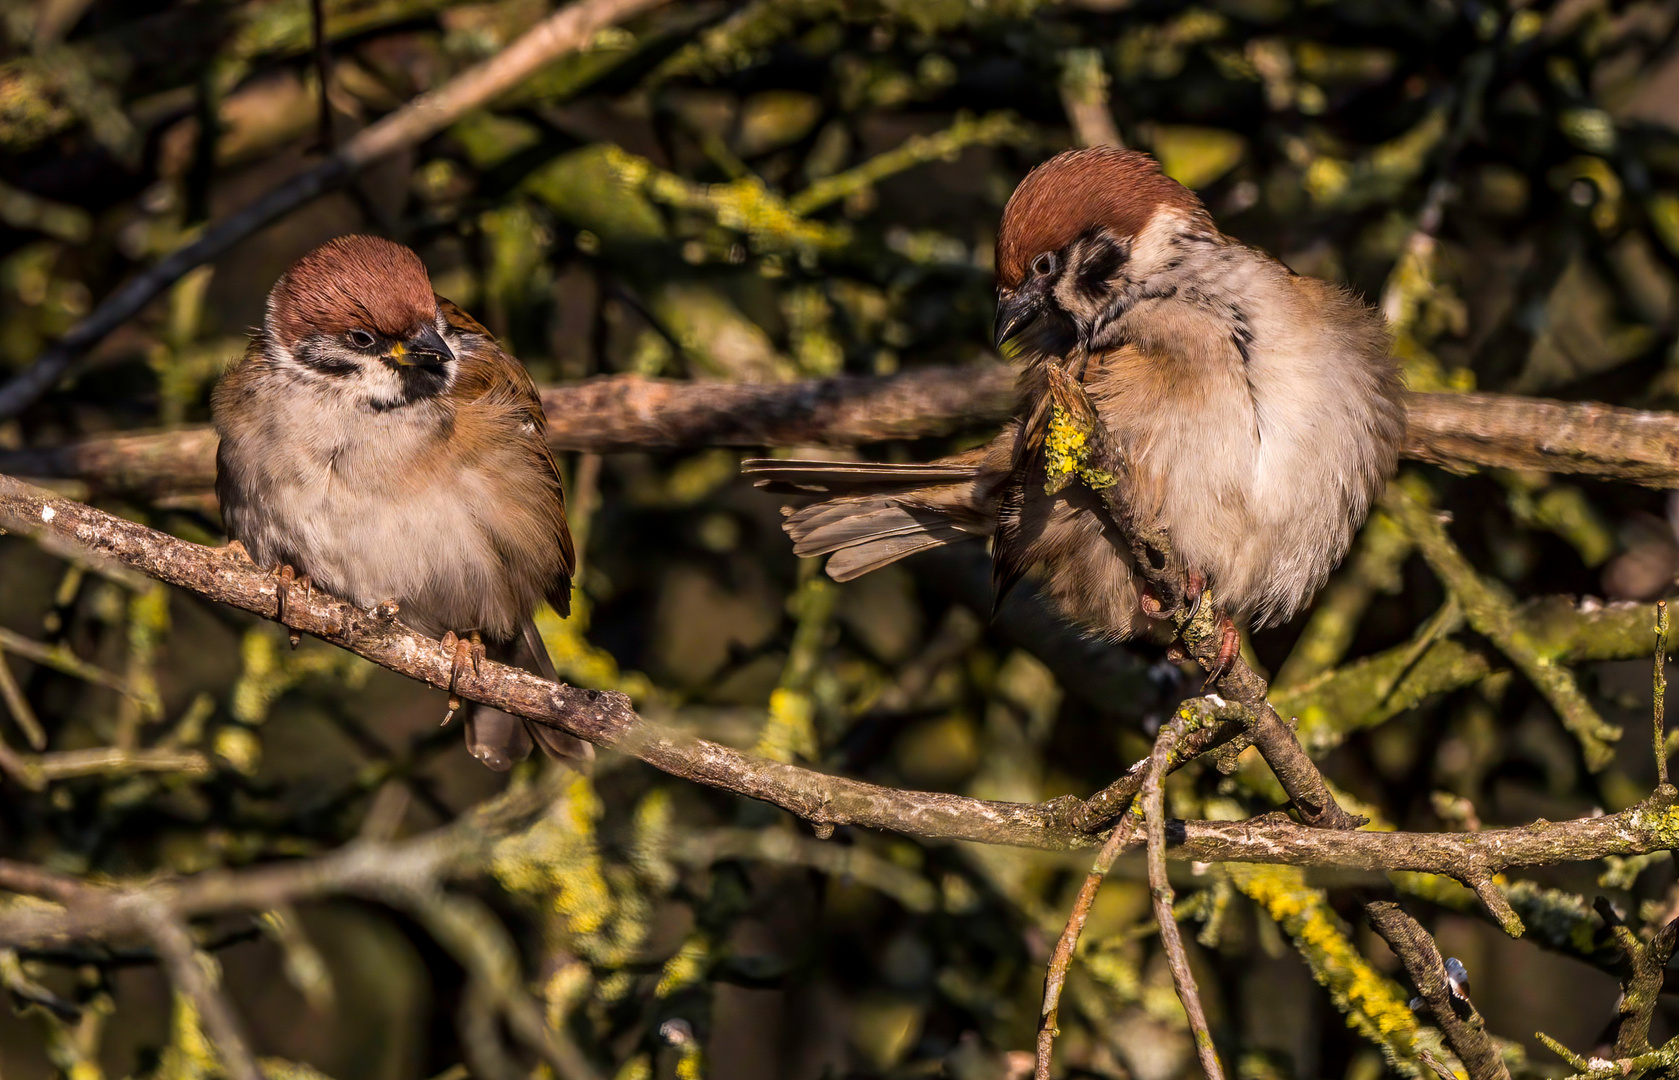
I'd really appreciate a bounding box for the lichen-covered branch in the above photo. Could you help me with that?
[1385,477,1622,769]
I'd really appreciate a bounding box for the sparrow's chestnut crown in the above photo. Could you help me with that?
[267,234,441,348]
[994,147,1207,292]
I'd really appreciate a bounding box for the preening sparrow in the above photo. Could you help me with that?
[746,147,1405,650]
[212,235,590,770]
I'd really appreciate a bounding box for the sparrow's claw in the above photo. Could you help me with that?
[271,564,310,647]
[1201,614,1241,689]
[438,631,484,726]
[1183,569,1208,622]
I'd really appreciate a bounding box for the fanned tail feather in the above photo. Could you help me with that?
[741,457,997,582]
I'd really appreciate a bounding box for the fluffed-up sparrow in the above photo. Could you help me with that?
[746,147,1405,657]
[213,234,590,770]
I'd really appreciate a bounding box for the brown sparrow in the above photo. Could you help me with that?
[746,147,1405,652]
[212,235,589,770]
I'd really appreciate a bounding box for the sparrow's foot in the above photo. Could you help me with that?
[438,630,486,726]
[1201,614,1241,689]
[271,564,312,648]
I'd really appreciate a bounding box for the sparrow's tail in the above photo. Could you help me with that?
[462,622,595,771]
[742,456,1001,582]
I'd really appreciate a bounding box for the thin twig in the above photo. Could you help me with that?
[310,0,334,152]
[0,626,153,708]
[1656,600,1669,787]
[1385,479,1621,769]
[1033,810,1139,1080]
[139,905,263,1080]
[1058,48,1123,149]
[1145,719,1225,1080]
[0,0,670,421]
[0,645,46,750]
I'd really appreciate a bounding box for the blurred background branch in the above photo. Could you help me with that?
[6,0,1679,1076]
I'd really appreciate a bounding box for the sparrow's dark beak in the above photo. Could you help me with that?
[994,290,1040,352]
[389,324,455,366]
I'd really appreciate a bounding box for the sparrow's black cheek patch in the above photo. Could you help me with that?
[401,364,451,400]
[367,363,451,412]
[1074,238,1130,300]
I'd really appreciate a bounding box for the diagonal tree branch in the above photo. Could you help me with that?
[6,475,1679,949]
[0,0,671,421]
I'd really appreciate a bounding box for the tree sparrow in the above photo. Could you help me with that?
[745,147,1404,653]
[212,235,589,770]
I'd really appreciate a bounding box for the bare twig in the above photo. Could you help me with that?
[0,645,46,750]
[0,0,670,420]
[1145,717,1225,1080]
[1058,48,1123,149]
[1073,695,1249,832]
[378,884,602,1080]
[1033,812,1139,1080]
[0,626,156,711]
[309,0,333,152]
[1656,601,1670,787]
[139,905,263,1080]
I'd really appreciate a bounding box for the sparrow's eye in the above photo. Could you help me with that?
[347,330,376,350]
[1031,252,1058,278]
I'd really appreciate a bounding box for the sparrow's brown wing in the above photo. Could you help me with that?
[438,295,576,617]
[439,296,592,766]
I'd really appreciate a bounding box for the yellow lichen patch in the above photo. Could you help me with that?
[1230,864,1422,1073]
[492,773,618,944]
[656,934,711,998]
[757,687,817,763]
[536,595,657,701]
[1043,405,1116,495]
[1629,800,1679,846]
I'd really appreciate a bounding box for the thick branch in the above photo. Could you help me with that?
[1403,392,1679,488]
[8,372,1679,501]
[0,366,1017,499]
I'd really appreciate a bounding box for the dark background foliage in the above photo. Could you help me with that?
[4,0,1679,1077]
